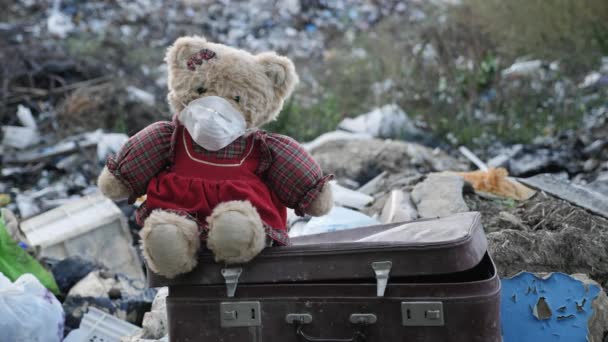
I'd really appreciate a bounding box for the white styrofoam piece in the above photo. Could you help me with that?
[330,181,374,210]
[21,194,122,247]
[20,194,145,282]
[65,307,141,342]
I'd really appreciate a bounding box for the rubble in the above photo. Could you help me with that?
[121,287,169,342]
[520,174,608,219]
[51,256,100,295]
[338,104,424,140]
[311,138,468,185]
[379,189,418,223]
[63,270,156,334]
[20,194,145,283]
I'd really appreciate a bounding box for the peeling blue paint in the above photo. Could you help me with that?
[501,272,601,342]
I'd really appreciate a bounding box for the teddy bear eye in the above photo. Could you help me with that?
[234,96,241,103]
[197,87,207,95]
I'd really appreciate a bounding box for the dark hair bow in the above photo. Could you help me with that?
[187,49,216,71]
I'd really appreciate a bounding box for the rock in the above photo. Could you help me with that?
[411,173,469,219]
[51,256,99,294]
[121,287,169,342]
[312,139,468,185]
[520,173,608,219]
[338,104,424,140]
[501,272,608,342]
[379,189,418,223]
[584,159,600,172]
[508,147,578,177]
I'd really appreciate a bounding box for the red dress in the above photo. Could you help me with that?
[144,126,288,244]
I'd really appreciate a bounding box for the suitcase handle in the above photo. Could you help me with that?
[295,325,366,342]
[291,313,376,342]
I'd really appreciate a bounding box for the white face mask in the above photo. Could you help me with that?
[178,96,247,151]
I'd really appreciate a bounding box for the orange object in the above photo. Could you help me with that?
[458,168,536,201]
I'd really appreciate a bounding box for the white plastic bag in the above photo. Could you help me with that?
[0,272,64,342]
[289,207,380,237]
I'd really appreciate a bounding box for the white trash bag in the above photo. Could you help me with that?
[0,272,64,342]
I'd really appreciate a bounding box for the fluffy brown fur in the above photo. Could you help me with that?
[304,183,333,216]
[140,210,200,279]
[97,167,130,200]
[206,200,267,264]
[165,36,299,127]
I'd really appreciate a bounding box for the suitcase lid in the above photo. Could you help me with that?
[148,211,487,289]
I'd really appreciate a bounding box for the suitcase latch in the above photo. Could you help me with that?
[221,267,243,298]
[401,301,444,326]
[220,301,261,327]
[371,261,392,297]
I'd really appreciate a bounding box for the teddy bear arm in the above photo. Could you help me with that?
[263,133,334,217]
[303,182,333,217]
[99,121,176,202]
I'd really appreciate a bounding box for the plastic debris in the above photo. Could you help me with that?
[127,86,156,106]
[0,272,64,342]
[0,212,60,294]
[97,132,129,161]
[64,307,142,342]
[302,130,372,151]
[338,104,422,139]
[330,181,374,210]
[17,105,37,129]
[47,0,74,38]
[20,194,146,282]
[2,125,40,149]
[501,60,543,79]
[289,206,379,237]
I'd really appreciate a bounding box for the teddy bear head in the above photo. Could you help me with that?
[165,36,299,128]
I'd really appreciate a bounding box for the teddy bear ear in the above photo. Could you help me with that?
[256,52,299,98]
[165,36,208,70]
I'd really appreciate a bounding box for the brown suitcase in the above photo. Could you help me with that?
[148,211,501,342]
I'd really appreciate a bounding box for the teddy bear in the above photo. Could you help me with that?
[97,36,333,279]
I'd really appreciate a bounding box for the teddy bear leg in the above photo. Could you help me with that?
[140,210,201,279]
[206,201,267,264]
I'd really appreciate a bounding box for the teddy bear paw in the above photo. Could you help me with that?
[97,167,131,200]
[206,201,266,264]
[140,210,200,279]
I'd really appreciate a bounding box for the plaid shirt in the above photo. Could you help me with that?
[106,117,332,217]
